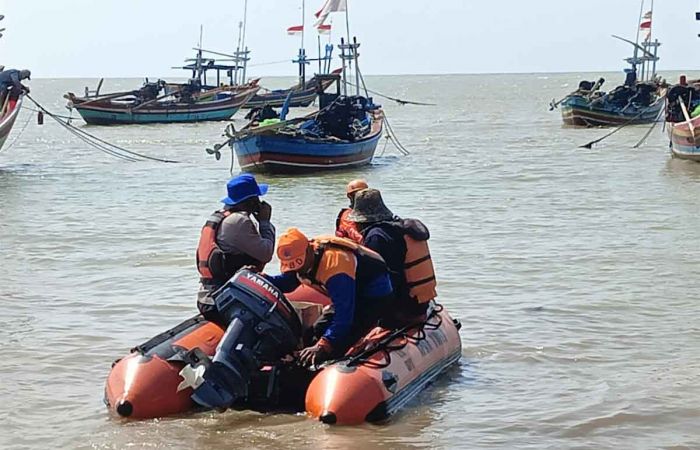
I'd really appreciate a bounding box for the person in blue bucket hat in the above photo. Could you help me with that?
[195,173,275,324]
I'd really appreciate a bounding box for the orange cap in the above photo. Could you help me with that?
[346,179,369,196]
[277,227,310,273]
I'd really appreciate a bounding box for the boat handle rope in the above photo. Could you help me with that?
[579,95,667,149]
[339,303,446,370]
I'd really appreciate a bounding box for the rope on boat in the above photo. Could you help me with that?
[633,106,665,149]
[25,94,179,163]
[345,78,436,106]
[24,106,74,121]
[578,99,666,149]
[380,111,410,156]
[2,107,32,152]
[336,303,446,370]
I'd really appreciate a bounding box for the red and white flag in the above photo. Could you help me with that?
[640,10,652,41]
[317,24,331,35]
[314,0,346,27]
[287,25,304,36]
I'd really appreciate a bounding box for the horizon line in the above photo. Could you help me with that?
[27,68,700,80]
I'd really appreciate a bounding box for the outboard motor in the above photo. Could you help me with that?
[182,270,303,410]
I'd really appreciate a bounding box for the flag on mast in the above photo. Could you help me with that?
[287,25,304,36]
[639,10,652,41]
[314,0,346,27]
[317,24,331,35]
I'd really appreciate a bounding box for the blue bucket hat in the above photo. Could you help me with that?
[221,173,268,206]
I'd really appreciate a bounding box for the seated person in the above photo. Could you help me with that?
[349,188,437,325]
[266,228,394,366]
[335,179,368,244]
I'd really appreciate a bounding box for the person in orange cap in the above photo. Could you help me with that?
[266,227,394,366]
[334,179,368,244]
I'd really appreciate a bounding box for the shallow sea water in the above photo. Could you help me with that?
[1,73,700,449]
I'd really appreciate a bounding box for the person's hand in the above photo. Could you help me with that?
[256,201,272,222]
[297,339,332,367]
[21,85,30,94]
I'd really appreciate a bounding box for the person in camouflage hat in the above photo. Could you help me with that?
[350,188,436,325]
[347,188,395,223]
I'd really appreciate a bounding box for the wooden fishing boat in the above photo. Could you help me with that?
[245,69,342,109]
[663,9,700,162]
[555,3,664,127]
[0,16,25,151]
[665,78,700,162]
[65,35,260,126]
[0,94,22,151]
[561,89,664,127]
[65,84,259,125]
[228,37,384,174]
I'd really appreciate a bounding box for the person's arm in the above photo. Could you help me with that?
[363,229,392,260]
[322,273,355,346]
[9,72,21,92]
[222,214,276,263]
[265,272,300,293]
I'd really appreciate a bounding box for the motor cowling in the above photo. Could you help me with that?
[187,270,303,410]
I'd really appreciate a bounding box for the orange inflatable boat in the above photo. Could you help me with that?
[105,272,461,424]
[305,305,461,424]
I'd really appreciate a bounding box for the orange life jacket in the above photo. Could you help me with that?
[196,210,262,283]
[400,219,437,303]
[335,208,364,244]
[301,236,386,293]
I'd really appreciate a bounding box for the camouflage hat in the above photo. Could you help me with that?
[347,188,394,223]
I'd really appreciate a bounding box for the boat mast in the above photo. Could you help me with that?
[241,0,249,84]
[339,0,359,96]
[646,0,659,80]
[632,0,643,79]
[197,25,204,84]
[300,0,307,88]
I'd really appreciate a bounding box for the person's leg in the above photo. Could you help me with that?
[197,282,226,327]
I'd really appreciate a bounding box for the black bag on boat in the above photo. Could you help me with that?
[316,96,371,141]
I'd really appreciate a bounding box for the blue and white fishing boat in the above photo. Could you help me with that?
[65,83,259,125]
[228,40,383,173]
[65,37,260,126]
[223,0,384,173]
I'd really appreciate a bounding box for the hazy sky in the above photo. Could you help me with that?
[2,0,700,78]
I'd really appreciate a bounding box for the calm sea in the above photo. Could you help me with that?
[1,73,700,449]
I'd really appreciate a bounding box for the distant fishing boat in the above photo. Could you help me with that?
[229,38,383,173]
[0,94,22,151]
[65,34,261,126]
[245,69,342,109]
[65,24,260,126]
[665,82,700,161]
[222,0,383,173]
[662,9,700,162]
[554,2,665,127]
[239,0,339,109]
[65,83,259,126]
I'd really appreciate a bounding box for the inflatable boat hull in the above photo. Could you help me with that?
[105,317,224,419]
[305,308,462,425]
